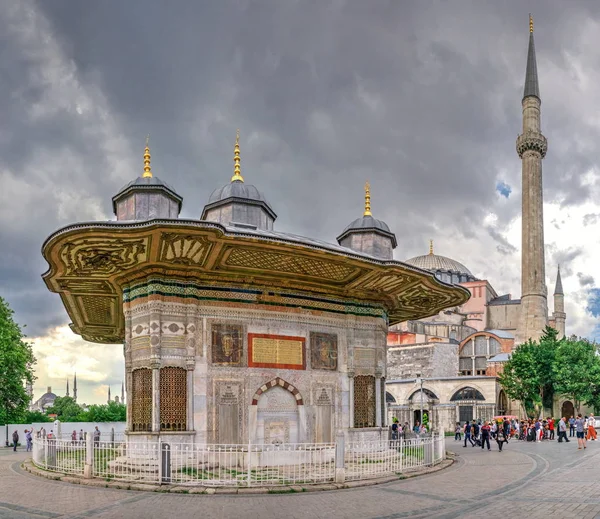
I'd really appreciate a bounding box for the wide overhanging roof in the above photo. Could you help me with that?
[41,219,470,343]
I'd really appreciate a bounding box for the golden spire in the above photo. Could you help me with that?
[142,135,152,178]
[529,13,533,33]
[364,181,372,216]
[231,129,244,182]
[429,239,434,255]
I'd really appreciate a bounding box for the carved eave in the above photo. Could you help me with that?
[41,220,470,344]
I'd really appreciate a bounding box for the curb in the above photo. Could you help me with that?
[21,458,453,495]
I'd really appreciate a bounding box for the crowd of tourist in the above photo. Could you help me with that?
[454,413,597,451]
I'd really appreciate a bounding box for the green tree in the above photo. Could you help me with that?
[82,401,126,422]
[499,326,559,417]
[17,410,52,424]
[46,396,83,422]
[0,297,36,424]
[554,336,600,414]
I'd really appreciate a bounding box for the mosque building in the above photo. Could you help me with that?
[41,133,468,445]
[385,17,570,429]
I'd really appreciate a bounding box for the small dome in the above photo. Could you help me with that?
[208,180,270,205]
[116,175,179,194]
[405,253,473,277]
[342,215,392,234]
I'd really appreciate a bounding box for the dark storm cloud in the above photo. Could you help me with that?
[0,0,599,338]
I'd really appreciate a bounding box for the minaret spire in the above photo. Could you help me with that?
[73,372,77,402]
[108,386,111,404]
[523,14,540,101]
[429,240,434,255]
[142,135,152,178]
[66,378,70,397]
[231,129,244,183]
[364,181,372,216]
[515,15,549,345]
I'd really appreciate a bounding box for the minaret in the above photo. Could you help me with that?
[121,381,125,404]
[515,15,549,344]
[552,266,566,339]
[73,373,77,402]
[107,386,111,404]
[231,129,244,182]
[66,378,70,397]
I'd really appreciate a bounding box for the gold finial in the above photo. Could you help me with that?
[142,135,152,178]
[364,181,372,216]
[231,129,244,182]
[529,14,533,33]
[429,239,434,255]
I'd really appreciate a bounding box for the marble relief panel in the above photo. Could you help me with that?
[211,324,244,366]
[310,332,338,371]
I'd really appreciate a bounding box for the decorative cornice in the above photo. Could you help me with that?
[516,130,547,158]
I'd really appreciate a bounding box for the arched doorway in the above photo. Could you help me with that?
[561,400,575,419]
[451,386,486,423]
[497,390,508,416]
[409,388,438,428]
[252,378,304,444]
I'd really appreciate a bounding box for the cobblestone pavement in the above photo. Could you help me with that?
[2,438,600,519]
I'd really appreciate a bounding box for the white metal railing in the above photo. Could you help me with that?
[32,434,445,487]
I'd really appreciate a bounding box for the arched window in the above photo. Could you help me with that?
[408,388,439,402]
[459,334,503,376]
[450,387,485,401]
[386,391,397,404]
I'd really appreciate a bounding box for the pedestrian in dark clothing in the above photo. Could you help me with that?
[12,430,19,452]
[496,427,506,451]
[463,422,474,447]
[480,421,491,450]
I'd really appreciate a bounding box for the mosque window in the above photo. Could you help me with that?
[354,375,376,428]
[132,368,152,432]
[459,334,502,376]
[450,387,485,401]
[160,367,187,431]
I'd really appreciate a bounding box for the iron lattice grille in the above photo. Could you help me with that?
[159,367,187,431]
[132,368,152,432]
[354,375,376,428]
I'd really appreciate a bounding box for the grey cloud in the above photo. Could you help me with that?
[583,213,600,226]
[577,272,595,287]
[0,0,599,344]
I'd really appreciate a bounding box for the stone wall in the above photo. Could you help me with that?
[387,342,459,380]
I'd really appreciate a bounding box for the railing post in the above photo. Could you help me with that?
[335,431,345,483]
[44,439,48,470]
[110,427,115,447]
[161,442,171,484]
[439,427,445,461]
[84,433,93,478]
[246,440,252,487]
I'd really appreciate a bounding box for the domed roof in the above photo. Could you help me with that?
[342,215,392,234]
[117,175,178,193]
[208,180,269,205]
[405,253,473,277]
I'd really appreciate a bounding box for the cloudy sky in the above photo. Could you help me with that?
[1,0,599,405]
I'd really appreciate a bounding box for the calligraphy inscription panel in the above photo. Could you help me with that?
[248,334,305,370]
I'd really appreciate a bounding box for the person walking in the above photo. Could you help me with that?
[587,414,597,441]
[480,421,491,451]
[454,422,462,441]
[391,418,399,442]
[12,430,19,452]
[93,426,101,447]
[575,413,587,450]
[79,429,84,442]
[463,421,474,447]
[548,417,555,440]
[569,416,576,437]
[496,425,506,452]
[557,417,570,443]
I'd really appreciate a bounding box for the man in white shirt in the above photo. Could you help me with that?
[587,414,597,441]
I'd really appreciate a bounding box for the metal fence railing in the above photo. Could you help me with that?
[32,433,446,487]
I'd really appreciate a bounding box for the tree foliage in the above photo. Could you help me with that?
[17,410,52,423]
[0,297,36,424]
[45,397,126,423]
[500,326,600,416]
[46,396,83,422]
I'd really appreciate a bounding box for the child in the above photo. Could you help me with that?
[454,422,462,441]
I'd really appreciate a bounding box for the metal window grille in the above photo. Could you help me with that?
[354,375,376,428]
[132,368,152,432]
[160,367,187,431]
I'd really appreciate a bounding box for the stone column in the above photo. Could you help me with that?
[375,375,382,427]
[186,366,194,431]
[348,372,355,428]
[152,364,160,432]
[125,369,133,431]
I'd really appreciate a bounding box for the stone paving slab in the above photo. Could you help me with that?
[2,440,600,518]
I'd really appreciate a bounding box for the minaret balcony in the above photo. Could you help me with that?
[516,131,547,158]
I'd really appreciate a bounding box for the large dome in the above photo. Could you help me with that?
[405,253,473,277]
